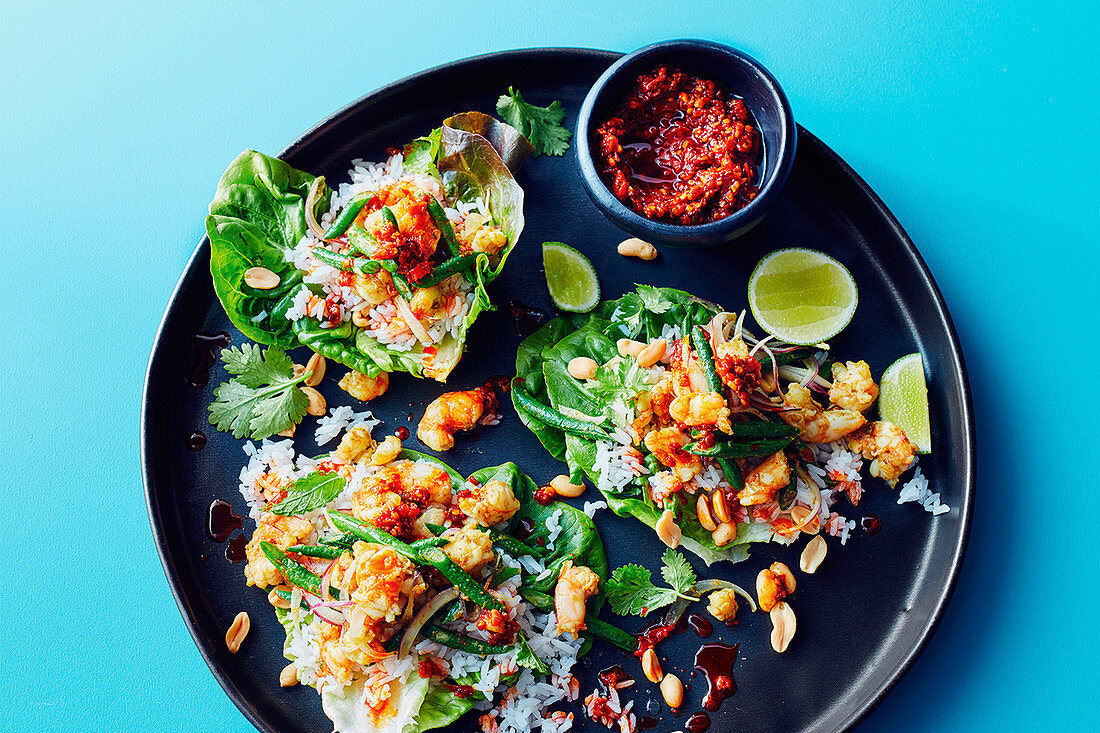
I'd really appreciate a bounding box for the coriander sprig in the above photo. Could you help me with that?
[605,548,701,617]
[495,87,571,157]
[207,343,311,439]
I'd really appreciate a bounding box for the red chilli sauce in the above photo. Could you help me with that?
[595,66,762,224]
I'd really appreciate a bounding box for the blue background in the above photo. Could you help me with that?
[3,1,1097,730]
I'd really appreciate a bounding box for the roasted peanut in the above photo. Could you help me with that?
[757,562,796,612]
[636,339,667,369]
[770,601,796,653]
[641,648,663,684]
[225,611,250,653]
[712,522,737,547]
[244,266,280,290]
[696,494,717,531]
[660,672,683,708]
[550,474,587,498]
[277,423,296,438]
[617,237,658,261]
[267,588,290,609]
[300,386,326,416]
[352,309,371,328]
[800,535,827,574]
[617,338,646,357]
[655,508,682,548]
[711,491,732,524]
[279,663,298,687]
[567,356,598,380]
[304,353,326,387]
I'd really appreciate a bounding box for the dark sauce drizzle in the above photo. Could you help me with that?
[225,533,248,563]
[686,613,712,638]
[861,513,882,535]
[694,642,739,712]
[507,300,550,338]
[186,430,207,451]
[686,712,711,733]
[186,332,231,388]
[395,426,410,440]
[206,499,243,543]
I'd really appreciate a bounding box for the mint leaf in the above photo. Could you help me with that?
[496,87,571,157]
[660,548,698,596]
[270,470,346,515]
[606,564,677,617]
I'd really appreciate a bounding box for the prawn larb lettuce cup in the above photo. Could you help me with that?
[206,112,531,383]
[236,432,619,733]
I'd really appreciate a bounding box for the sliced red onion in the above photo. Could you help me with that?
[302,591,346,626]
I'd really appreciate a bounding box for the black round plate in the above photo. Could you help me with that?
[142,48,973,733]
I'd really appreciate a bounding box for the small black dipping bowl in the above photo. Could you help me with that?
[576,39,797,247]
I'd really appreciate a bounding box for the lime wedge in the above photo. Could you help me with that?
[543,241,600,313]
[748,248,858,345]
[879,353,931,454]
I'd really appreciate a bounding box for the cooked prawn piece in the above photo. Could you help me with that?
[338,541,426,623]
[458,212,508,256]
[644,427,701,482]
[352,459,453,539]
[647,374,677,422]
[554,560,599,637]
[707,588,740,621]
[458,478,521,528]
[829,360,879,412]
[737,450,792,506]
[442,525,496,574]
[846,421,916,486]
[418,388,492,451]
[334,425,376,463]
[243,513,315,588]
[340,370,389,401]
[669,391,732,433]
[781,383,866,443]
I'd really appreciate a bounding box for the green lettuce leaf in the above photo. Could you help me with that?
[206,113,530,383]
[512,286,774,565]
[206,150,318,347]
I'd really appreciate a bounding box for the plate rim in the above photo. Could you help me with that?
[141,45,974,733]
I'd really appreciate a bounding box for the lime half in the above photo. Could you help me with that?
[748,248,858,345]
[543,241,600,313]
[879,353,931,454]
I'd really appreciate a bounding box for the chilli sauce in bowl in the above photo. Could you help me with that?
[596,66,763,225]
[577,40,796,247]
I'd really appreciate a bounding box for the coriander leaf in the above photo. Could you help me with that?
[270,470,347,515]
[219,343,267,386]
[208,379,267,438]
[207,344,310,439]
[637,285,672,315]
[660,548,698,596]
[249,385,309,439]
[606,564,678,617]
[516,634,551,674]
[496,87,571,157]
